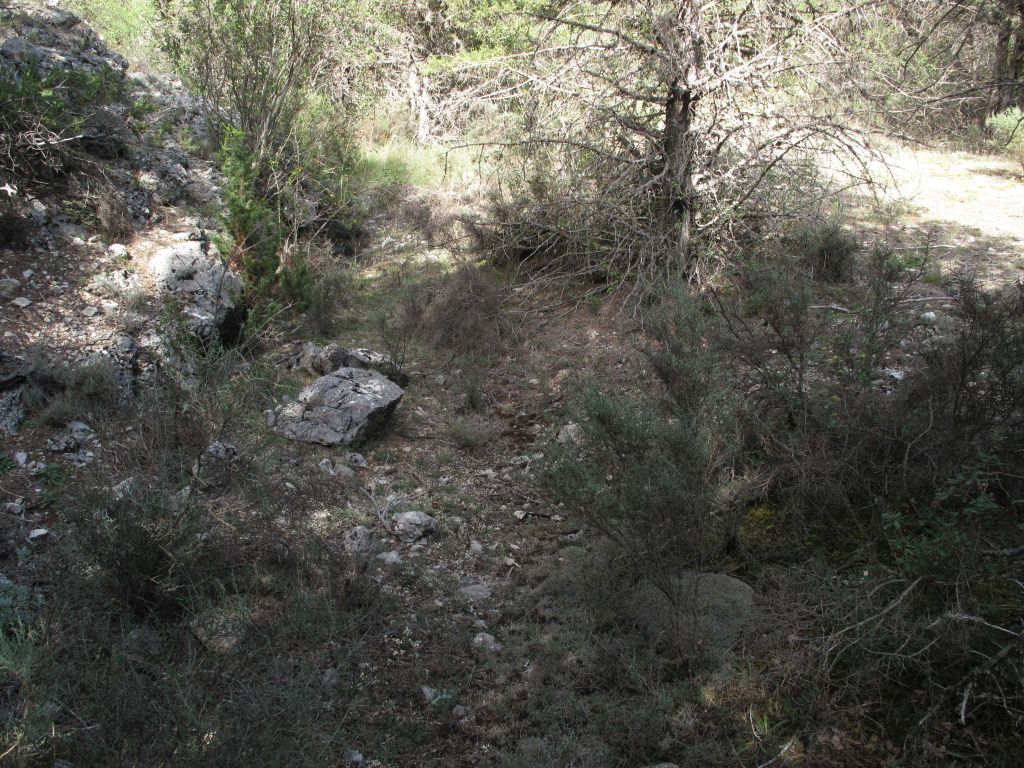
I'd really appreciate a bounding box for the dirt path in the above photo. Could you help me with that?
[862,143,1024,285]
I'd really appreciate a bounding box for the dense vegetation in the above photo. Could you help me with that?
[2,0,1024,766]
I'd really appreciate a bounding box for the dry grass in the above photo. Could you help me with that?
[853,141,1024,286]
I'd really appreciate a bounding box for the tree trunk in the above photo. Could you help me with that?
[990,1,1024,114]
[662,78,696,275]
[407,54,432,144]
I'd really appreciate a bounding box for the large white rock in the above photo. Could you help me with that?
[272,367,404,446]
[149,241,243,342]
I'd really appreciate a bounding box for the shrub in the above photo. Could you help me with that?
[988,107,1024,172]
[92,182,135,242]
[218,128,286,291]
[447,414,500,451]
[23,352,123,425]
[546,290,744,605]
[66,0,163,64]
[551,255,1024,754]
[794,219,858,282]
[423,263,518,357]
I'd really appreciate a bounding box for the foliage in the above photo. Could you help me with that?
[0,63,126,189]
[988,106,1024,171]
[66,0,163,64]
[549,257,1024,758]
[795,219,859,283]
[546,290,744,602]
[22,351,123,426]
[217,128,286,291]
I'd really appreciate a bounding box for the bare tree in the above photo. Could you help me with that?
[479,1,883,283]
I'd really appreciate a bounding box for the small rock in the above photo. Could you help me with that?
[65,450,95,468]
[468,539,483,554]
[560,530,585,546]
[376,550,402,565]
[342,749,365,767]
[273,367,404,446]
[334,464,356,479]
[169,485,191,513]
[11,297,31,308]
[321,667,340,688]
[0,387,26,437]
[82,306,99,317]
[108,244,130,259]
[27,528,49,542]
[112,476,136,501]
[189,612,244,653]
[0,278,20,297]
[342,525,378,554]
[0,37,43,64]
[420,685,436,703]
[392,510,437,543]
[3,500,25,516]
[344,452,368,468]
[47,434,79,454]
[920,311,938,325]
[452,704,469,719]
[67,421,94,444]
[21,270,33,280]
[206,440,239,461]
[13,451,28,466]
[557,422,583,445]
[471,632,502,653]
[458,579,491,601]
[318,457,335,475]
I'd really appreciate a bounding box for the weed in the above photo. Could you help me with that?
[447,414,499,451]
[794,219,858,282]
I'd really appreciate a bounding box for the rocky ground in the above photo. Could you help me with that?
[3,3,1023,767]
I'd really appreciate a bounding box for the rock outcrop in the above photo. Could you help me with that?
[271,367,404,446]
[149,240,244,343]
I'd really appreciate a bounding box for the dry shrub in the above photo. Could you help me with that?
[424,263,518,356]
[397,189,467,247]
[550,253,1024,760]
[94,183,135,243]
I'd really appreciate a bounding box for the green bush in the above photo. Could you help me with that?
[988,107,1024,172]
[546,290,743,602]
[0,63,126,187]
[549,256,1024,754]
[218,128,286,292]
[795,219,858,282]
[66,0,162,64]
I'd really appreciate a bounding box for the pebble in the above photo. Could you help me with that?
[376,550,402,565]
[458,579,491,601]
[469,539,483,554]
[27,528,49,541]
[0,278,20,297]
[471,632,502,653]
[11,297,31,308]
[13,451,27,466]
